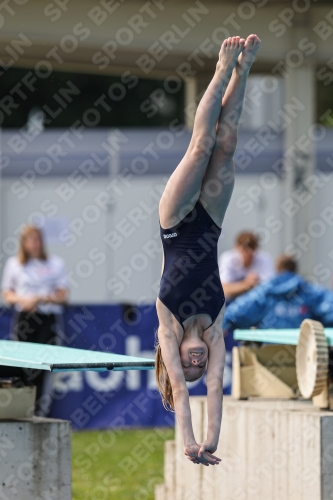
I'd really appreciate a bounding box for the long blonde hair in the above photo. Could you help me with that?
[18,225,47,264]
[155,339,175,412]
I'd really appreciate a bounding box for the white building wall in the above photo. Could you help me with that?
[4,171,330,305]
[1,123,333,305]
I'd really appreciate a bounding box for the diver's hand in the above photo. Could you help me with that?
[184,443,221,466]
[198,439,219,456]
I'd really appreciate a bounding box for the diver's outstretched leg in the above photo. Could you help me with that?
[159,36,245,229]
[200,34,261,227]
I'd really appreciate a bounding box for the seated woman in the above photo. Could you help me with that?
[155,35,261,466]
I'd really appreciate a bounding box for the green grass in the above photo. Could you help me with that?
[72,428,174,500]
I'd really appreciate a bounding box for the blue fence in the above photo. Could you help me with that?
[0,305,236,429]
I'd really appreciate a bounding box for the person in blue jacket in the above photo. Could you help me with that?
[223,254,333,330]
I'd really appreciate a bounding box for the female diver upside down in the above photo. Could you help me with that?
[155,34,261,466]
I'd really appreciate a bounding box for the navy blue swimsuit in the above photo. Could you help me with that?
[158,200,225,329]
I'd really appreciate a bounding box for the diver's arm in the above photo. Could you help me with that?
[158,330,196,447]
[158,330,220,465]
[200,332,225,455]
[173,387,196,448]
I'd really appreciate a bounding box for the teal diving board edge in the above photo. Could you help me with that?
[47,361,155,372]
[0,340,155,372]
[234,328,333,347]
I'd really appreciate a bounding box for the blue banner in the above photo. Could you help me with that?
[0,305,236,429]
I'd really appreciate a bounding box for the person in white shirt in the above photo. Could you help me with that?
[219,231,274,301]
[1,225,68,415]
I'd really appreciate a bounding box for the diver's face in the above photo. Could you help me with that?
[179,338,208,381]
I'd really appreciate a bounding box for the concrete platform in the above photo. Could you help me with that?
[0,417,71,500]
[155,396,333,500]
[0,386,36,419]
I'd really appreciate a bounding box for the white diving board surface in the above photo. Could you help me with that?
[0,340,155,372]
[234,328,333,346]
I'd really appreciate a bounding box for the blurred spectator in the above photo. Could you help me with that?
[219,231,274,301]
[1,225,68,415]
[222,255,333,330]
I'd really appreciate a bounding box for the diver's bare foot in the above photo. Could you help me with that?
[216,36,245,77]
[236,34,261,76]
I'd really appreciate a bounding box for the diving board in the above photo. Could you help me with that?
[234,327,333,346]
[0,340,155,372]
